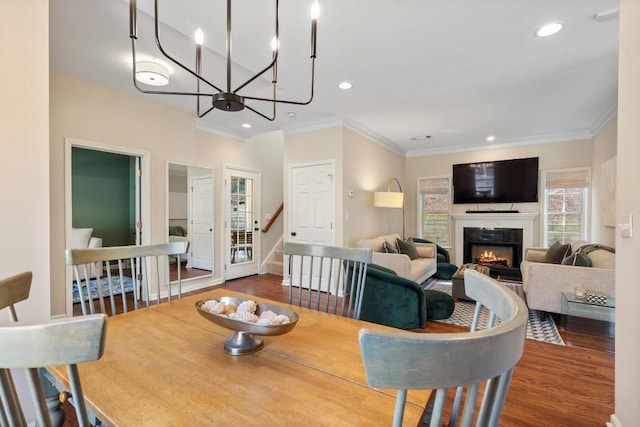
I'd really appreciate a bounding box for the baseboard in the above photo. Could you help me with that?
[606,414,622,427]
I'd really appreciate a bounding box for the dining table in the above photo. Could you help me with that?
[47,289,432,426]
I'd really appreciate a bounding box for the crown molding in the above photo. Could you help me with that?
[342,118,406,155]
[193,119,249,143]
[589,102,618,135]
[282,115,345,135]
[405,129,594,158]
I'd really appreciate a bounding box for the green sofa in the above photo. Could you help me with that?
[412,237,458,280]
[359,264,454,329]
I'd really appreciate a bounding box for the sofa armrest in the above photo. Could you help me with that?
[371,253,411,279]
[524,247,547,262]
[88,237,102,249]
[521,260,615,314]
[413,242,437,259]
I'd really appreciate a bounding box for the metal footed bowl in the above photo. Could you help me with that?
[195,297,299,356]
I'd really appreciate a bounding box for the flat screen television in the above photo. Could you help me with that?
[452,157,539,204]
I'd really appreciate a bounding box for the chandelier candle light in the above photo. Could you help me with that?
[129,0,319,121]
[373,178,405,238]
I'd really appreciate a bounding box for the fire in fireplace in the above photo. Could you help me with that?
[463,227,523,279]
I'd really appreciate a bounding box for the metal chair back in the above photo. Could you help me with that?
[66,241,189,315]
[359,269,528,427]
[0,314,107,427]
[283,242,372,319]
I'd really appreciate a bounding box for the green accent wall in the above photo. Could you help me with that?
[72,147,136,246]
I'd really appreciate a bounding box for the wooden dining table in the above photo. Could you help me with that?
[48,289,432,426]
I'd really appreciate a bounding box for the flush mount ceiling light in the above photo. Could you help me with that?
[135,61,169,86]
[536,22,564,37]
[129,0,320,121]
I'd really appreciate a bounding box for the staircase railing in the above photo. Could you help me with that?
[262,203,283,233]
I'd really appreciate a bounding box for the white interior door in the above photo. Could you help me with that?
[289,162,335,245]
[225,167,260,280]
[191,175,213,270]
[288,162,335,289]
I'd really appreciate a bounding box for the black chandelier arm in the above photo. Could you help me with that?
[197,102,216,118]
[151,0,224,93]
[245,104,276,122]
[242,58,315,106]
[233,0,280,94]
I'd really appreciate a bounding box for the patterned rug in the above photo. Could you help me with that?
[423,279,565,345]
[72,276,134,303]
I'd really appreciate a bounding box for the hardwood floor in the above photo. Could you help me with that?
[223,274,615,427]
[63,273,614,426]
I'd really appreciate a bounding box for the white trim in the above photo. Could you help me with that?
[342,118,405,155]
[64,138,151,317]
[406,129,594,158]
[417,175,452,246]
[540,167,591,244]
[282,115,345,135]
[590,102,618,135]
[193,119,249,142]
[451,213,539,266]
[606,414,622,427]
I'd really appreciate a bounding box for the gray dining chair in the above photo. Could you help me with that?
[66,241,189,315]
[283,242,372,319]
[0,314,107,427]
[0,271,33,427]
[359,269,528,427]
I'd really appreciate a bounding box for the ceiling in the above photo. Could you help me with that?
[49,0,620,156]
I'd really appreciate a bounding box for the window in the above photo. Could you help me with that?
[418,177,450,246]
[542,168,590,246]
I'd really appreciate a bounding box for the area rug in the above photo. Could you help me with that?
[423,279,565,345]
[72,276,134,303]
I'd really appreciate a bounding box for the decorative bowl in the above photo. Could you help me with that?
[195,297,299,355]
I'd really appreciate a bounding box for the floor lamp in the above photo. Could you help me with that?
[373,178,405,238]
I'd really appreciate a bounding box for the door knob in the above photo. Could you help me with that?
[291,232,297,237]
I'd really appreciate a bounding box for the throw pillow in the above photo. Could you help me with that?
[416,246,435,258]
[545,241,571,264]
[396,238,418,260]
[561,252,592,267]
[382,240,399,254]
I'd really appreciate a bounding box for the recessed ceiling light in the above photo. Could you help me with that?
[287,112,297,119]
[338,81,353,90]
[241,123,251,129]
[536,22,564,37]
[486,135,496,142]
[135,61,169,86]
[411,135,431,141]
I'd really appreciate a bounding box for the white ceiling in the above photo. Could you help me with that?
[49,0,619,156]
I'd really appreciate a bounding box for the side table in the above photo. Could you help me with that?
[452,263,490,301]
[561,292,615,339]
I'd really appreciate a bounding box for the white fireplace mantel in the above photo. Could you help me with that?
[451,213,539,266]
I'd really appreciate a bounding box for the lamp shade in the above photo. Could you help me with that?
[373,191,404,208]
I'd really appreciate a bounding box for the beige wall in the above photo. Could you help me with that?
[342,127,405,246]
[284,125,405,247]
[616,0,640,424]
[591,116,618,247]
[405,138,594,249]
[0,1,50,322]
[50,71,283,316]
[284,126,343,244]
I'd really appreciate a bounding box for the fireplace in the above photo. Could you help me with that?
[463,227,523,280]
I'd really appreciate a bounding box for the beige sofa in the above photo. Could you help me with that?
[520,241,615,314]
[355,234,437,284]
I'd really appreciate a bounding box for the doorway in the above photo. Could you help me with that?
[64,138,150,317]
[225,167,260,280]
[167,163,213,282]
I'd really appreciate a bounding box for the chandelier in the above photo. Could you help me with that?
[129,0,319,121]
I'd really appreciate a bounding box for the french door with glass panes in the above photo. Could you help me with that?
[225,167,260,280]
